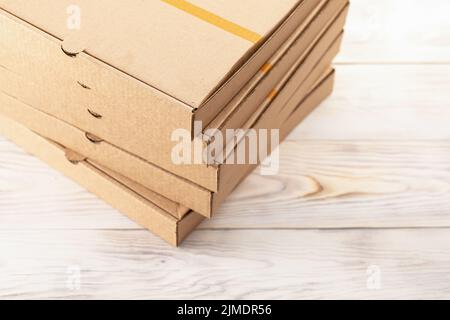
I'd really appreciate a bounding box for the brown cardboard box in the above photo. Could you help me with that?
[0,0,348,194]
[205,2,348,137]
[94,164,191,220]
[0,0,318,106]
[206,5,348,159]
[0,68,335,246]
[0,30,340,218]
[0,113,204,246]
[0,0,345,191]
[211,69,335,212]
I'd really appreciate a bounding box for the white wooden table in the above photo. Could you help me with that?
[1,0,450,299]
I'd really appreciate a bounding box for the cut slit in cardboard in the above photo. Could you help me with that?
[0,27,341,218]
[0,68,335,246]
[0,0,348,195]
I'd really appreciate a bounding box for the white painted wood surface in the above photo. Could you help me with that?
[336,0,450,63]
[1,0,450,299]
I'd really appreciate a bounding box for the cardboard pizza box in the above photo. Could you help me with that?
[0,68,335,246]
[0,1,347,191]
[0,1,347,194]
[0,61,336,218]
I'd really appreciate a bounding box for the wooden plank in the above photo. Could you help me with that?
[211,139,450,228]
[289,64,450,140]
[2,137,450,230]
[2,63,449,230]
[0,138,137,229]
[0,228,450,299]
[337,0,450,63]
[1,0,449,300]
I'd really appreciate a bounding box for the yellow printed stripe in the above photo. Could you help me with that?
[267,88,279,101]
[260,62,273,73]
[161,0,262,43]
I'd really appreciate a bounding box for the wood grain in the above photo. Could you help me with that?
[289,65,450,141]
[337,0,450,63]
[2,138,450,230]
[0,229,450,299]
[212,140,450,229]
[1,0,450,299]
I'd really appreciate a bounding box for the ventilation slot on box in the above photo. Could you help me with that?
[65,149,87,165]
[87,109,103,119]
[61,36,86,58]
[85,132,103,144]
[77,81,91,90]
[61,45,79,58]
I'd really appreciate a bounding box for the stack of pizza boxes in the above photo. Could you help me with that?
[0,0,349,245]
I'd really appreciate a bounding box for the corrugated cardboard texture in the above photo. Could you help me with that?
[212,69,335,212]
[0,69,334,246]
[0,0,347,191]
[92,163,191,220]
[215,32,343,164]
[0,63,335,218]
[0,113,204,246]
[0,90,214,215]
[0,2,345,214]
[0,8,199,183]
[196,0,326,125]
[63,146,190,220]
[206,3,348,160]
[0,0,310,107]
[205,0,346,133]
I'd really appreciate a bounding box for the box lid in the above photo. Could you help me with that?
[0,0,301,107]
